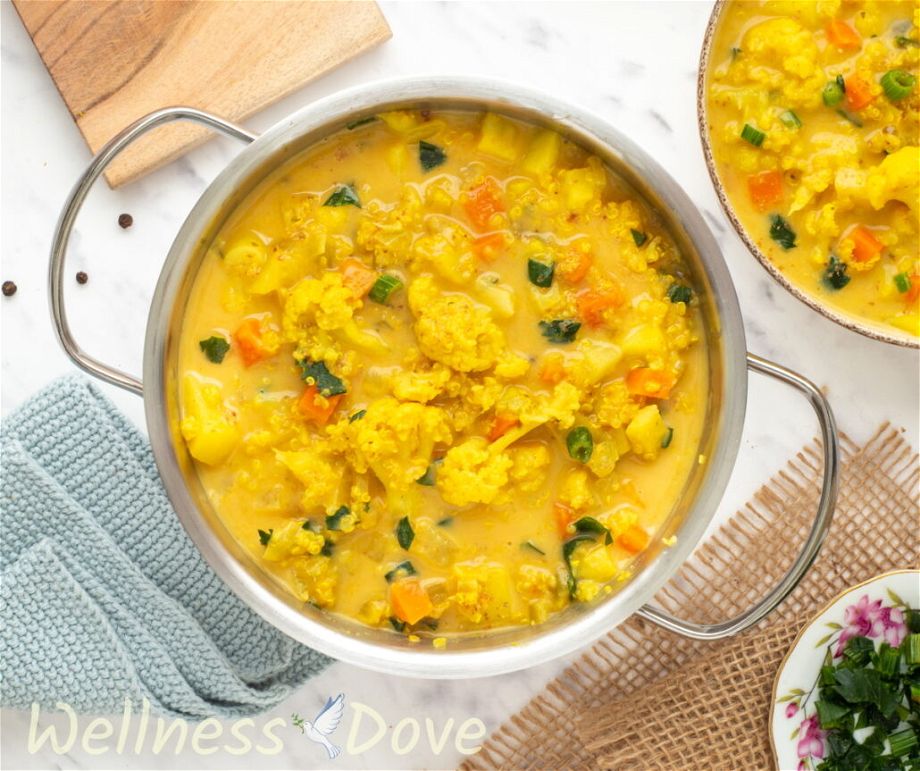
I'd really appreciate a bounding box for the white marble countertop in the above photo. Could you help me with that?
[2,1,917,769]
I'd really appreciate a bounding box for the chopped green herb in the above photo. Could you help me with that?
[199,335,230,364]
[874,642,900,678]
[419,140,447,171]
[389,616,406,632]
[779,110,802,129]
[843,635,875,667]
[907,608,920,633]
[836,109,863,128]
[437,517,453,527]
[823,78,845,106]
[661,427,674,449]
[906,633,920,665]
[566,426,594,463]
[323,184,361,208]
[321,541,334,557]
[889,727,918,757]
[258,528,273,546]
[384,560,416,583]
[346,116,377,130]
[562,534,596,597]
[630,229,648,247]
[325,505,350,531]
[895,35,920,48]
[302,519,322,533]
[539,319,581,344]
[823,255,851,290]
[396,516,415,550]
[298,359,346,396]
[573,516,612,545]
[881,69,916,101]
[521,540,546,556]
[368,274,403,304]
[416,461,440,486]
[740,123,765,147]
[349,409,367,423]
[769,214,797,250]
[666,283,693,304]
[815,700,851,730]
[730,46,742,59]
[527,258,555,288]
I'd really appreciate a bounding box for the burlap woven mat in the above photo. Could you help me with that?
[462,424,919,771]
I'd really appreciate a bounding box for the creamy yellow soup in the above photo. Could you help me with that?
[706,0,919,338]
[178,109,708,643]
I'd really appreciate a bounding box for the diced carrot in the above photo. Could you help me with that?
[554,502,574,539]
[845,75,874,111]
[390,579,433,625]
[826,20,861,50]
[557,250,592,283]
[746,170,784,211]
[849,226,883,263]
[488,413,520,442]
[464,178,505,230]
[340,258,377,298]
[625,367,675,399]
[576,288,625,327]
[233,318,271,367]
[298,385,343,426]
[906,275,920,305]
[472,232,506,262]
[539,354,566,385]
[616,524,650,555]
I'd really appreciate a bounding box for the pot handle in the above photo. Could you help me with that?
[636,352,839,640]
[49,107,258,396]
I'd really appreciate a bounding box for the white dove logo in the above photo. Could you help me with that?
[299,694,345,759]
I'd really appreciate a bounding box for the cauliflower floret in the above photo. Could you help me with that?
[515,565,563,623]
[449,560,520,625]
[262,520,326,562]
[283,272,357,336]
[740,18,819,80]
[595,380,641,429]
[508,444,551,492]
[559,468,594,511]
[180,374,239,466]
[494,351,531,379]
[223,233,269,278]
[625,405,668,460]
[409,276,506,372]
[410,230,477,284]
[866,147,919,216]
[348,397,452,491]
[276,450,341,512]
[291,555,337,607]
[391,363,453,403]
[437,436,513,506]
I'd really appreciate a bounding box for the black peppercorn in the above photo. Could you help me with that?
[2,280,16,297]
[118,213,133,229]
[76,271,88,285]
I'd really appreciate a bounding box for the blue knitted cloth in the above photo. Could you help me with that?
[0,377,330,718]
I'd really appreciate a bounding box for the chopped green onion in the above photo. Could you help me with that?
[346,116,377,130]
[881,69,916,101]
[395,516,415,550]
[666,284,693,304]
[911,683,920,704]
[539,319,581,344]
[258,528,273,546]
[298,359,347,396]
[630,229,648,247]
[889,727,918,757]
[907,608,920,632]
[823,255,851,290]
[769,214,797,250]
[895,35,920,48]
[779,110,802,129]
[389,616,406,632]
[521,540,546,556]
[905,633,920,665]
[527,258,555,288]
[368,274,404,304]
[566,426,594,463]
[843,636,874,667]
[661,427,674,449]
[419,140,447,171]
[349,409,367,423]
[823,78,845,106]
[324,184,361,207]
[325,505,351,531]
[815,700,851,730]
[199,335,230,364]
[873,643,900,678]
[740,123,766,147]
[384,560,416,583]
[894,272,911,293]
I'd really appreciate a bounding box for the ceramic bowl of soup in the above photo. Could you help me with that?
[49,78,839,677]
[699,0,919,347]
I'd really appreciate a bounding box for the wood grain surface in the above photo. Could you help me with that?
[13,0,391,187]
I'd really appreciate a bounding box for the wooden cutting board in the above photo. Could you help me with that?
[13,0,391,187]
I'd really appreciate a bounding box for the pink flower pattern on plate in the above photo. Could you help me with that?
[796,716,827,765]
[834,594,908,656]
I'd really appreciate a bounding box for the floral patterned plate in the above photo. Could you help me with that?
[770,570,920,771]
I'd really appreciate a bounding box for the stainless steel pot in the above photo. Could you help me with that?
[49,78,839,678]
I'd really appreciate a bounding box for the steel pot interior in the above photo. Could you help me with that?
[144,77,748,678]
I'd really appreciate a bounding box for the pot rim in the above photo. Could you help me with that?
[143,75,748,678]
[697,0,919,350]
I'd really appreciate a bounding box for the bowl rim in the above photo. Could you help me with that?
[696,0,919,350]
[143,75,749,678]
